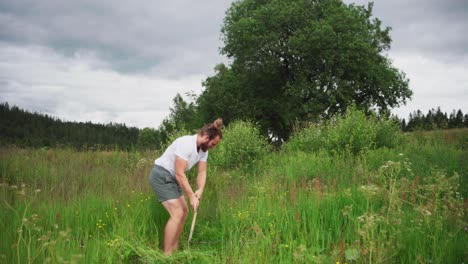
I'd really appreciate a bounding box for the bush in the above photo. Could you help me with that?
[326,107,376,154]
[284,106,403,154]
[210,120,270,170]
[374,117,401,149]
[283,123,326,152]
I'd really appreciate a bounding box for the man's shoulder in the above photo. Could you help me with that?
[175,134,196,146]
[177,134,196,141]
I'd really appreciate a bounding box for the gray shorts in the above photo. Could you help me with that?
[149,165,183,202]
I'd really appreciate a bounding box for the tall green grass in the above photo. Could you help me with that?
[1,125,466,263]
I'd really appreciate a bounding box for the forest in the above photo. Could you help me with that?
[0,101,467,150]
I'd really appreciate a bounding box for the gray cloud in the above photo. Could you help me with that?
[0,0,466,128]
[0,43,206,128]
[346,0,468,63]
[0,0,231,76]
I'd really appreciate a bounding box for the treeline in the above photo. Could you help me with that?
[0,99,203,151]
[402,107,468,132]
[2,100,467,151]
[0,102,139,150]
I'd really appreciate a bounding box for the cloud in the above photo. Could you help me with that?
[391,51,468,119]
[0,43,205,128]
[0,0,233,128]
[342,0,468,118]
[346,0,468,62]
[0,0,231,77]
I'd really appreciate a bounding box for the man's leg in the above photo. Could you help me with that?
[161,196,188,255]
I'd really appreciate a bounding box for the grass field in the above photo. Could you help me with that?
[1,129,467,263]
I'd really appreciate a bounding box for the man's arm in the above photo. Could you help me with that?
[174,156,199,210]
[194,161,207,199]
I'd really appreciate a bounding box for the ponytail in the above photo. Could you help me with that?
[199,118,223,139]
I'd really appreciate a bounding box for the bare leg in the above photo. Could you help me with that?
[161,196,188,255]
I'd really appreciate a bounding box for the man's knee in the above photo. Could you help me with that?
[171,205,188,222]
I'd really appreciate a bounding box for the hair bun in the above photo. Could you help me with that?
[212,118,223,130]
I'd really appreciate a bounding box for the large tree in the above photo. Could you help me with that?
[200,0,411,140]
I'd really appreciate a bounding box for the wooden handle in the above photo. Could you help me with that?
[188,210,198,242]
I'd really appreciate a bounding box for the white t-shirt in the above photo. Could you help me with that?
[154,134,208,176]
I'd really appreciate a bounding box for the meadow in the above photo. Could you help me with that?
[1,114,467,263]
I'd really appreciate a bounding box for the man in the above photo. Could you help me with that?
[149,118,223,255]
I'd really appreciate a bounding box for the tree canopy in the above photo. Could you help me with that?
[198,0,412,140]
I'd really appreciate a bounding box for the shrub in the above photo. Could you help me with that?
[373,117,401,149]
[326,106,377,154]
[284,106,403,154]
[283,123,326,152]
[210,120,270,170]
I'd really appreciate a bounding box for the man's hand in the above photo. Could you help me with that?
[189,194,199,212]
[194,189,203,200]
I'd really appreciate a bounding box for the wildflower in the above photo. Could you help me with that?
[359,184,380,196]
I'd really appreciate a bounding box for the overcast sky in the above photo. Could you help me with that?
[1,0,467,129]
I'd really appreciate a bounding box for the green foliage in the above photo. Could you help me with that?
[1,128,466,263]
[404,108,467,132]
[283,122,326,153]
[197,64,254,130]
[327,106,377,153]
[137,128,160,150]
[0,102,140,150]
[168,93,201,133]
[374,116,401,148]
[210,120,270,171]
[285,107,402,154]
[198,0,411,140]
